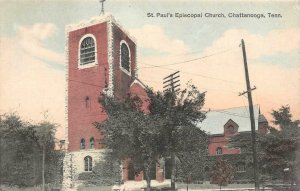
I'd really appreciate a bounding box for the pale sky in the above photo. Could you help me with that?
[0,0,299,139]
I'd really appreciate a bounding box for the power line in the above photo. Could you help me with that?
[139,63,243,85]
[139,48,235,69]
[68,79,105,88]
[203,107,260,121]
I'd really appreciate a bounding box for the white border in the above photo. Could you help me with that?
[119,40,131,76]
[78,34,98,69]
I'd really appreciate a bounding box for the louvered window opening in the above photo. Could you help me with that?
[121,43,130,71]
[80,37,95,65]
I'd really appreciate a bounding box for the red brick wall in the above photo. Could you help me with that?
[208,120,268,156]
[208,135,240,156]
[129,83,150,113]
[112,24,136,99]
[68,22,109,152]
[122,160,144,182]
[156,163,165,182]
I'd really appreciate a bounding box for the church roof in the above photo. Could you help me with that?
[197,105,260,135]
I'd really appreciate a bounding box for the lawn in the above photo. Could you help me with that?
[0,183,256,191]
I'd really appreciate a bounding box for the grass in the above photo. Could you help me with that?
[176,183,255,189]
[77,185,112,191]
[0,185,42,191]
[0,183,256,191]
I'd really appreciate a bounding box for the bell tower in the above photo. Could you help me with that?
[63,14,137,189]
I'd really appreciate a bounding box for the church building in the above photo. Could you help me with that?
[62,13,163,190]
[199,105,268,182]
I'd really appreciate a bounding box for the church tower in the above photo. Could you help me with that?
[63,13,137,190]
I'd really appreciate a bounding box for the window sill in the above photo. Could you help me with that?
[78,61,98,69]
[120,66,131,76]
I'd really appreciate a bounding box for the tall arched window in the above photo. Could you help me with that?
[80,138,85,150]
[84,156,92,171]
[80,36,95,65]
[120,42,130,73]
[216,147,222,155]
[90,137,95,149]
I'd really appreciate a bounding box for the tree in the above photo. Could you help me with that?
[97,82,207,191]
[147,83,207,190]
[97,95,161,191]
[33,121,57,191]
[260,105,299,188]
[271,105,296,129]
[228,105,300,188]
[0,113,62,188]
[175,125,207,184]
[210,158,234,191]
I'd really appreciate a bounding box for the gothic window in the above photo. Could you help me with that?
[120,42,130,72]
[84,156,92,171]
[216,147,222,155]
[80,138,85,150]
[90,137,95,149]
[80,36,95,65]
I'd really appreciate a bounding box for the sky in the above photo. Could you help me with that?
[0,0,299,139]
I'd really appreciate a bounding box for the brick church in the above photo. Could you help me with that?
[62,13,162,190]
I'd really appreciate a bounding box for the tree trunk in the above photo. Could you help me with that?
[42,144,45,191]
[186,176,189,191]
[145,163,151,191]
[146,177,151,191]
[171,153,176,191]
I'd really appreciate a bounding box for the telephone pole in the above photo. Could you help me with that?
[240,39,259,191]
[163,71,180,93]
[163,71,180,190]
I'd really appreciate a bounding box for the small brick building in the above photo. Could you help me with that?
[198,105,268,182]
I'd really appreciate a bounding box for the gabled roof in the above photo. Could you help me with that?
[130,78,148,90]
[197,105,260,135]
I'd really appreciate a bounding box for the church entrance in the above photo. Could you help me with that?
[150,162,156,180]
[165,159,172,179]
[128,162,135,180]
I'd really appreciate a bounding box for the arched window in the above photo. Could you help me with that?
[90,137,95,149]
[84,156,92,171]
[216,147,222,155]
[80,138,85,150]
[228,125,234,133]
[80,36,95,65]
[120,42,130,73]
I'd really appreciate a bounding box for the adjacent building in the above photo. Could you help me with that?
[199,105,268,182]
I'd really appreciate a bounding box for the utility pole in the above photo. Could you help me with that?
[163,71,180,93]
[163,71,180,191]
[239,39,259,191]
